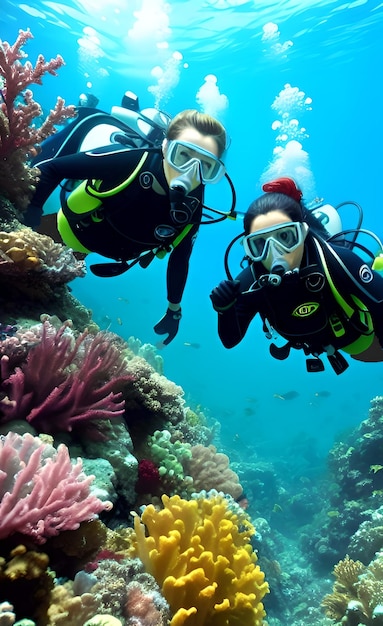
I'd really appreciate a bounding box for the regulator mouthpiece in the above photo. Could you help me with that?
[169,161,201,196]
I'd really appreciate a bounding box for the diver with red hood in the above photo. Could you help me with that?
[210,177,383,374]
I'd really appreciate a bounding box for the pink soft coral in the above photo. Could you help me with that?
[0,431,112,542]
[0,29,77,209]
[0,321,133,439]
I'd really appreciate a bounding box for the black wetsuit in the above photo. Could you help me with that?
[217,234,383,357]
[26,146,203,304]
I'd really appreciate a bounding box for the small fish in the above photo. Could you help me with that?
[244,407,255,417]
[314,390,331,398]
[327,510,339,518]
[183,342,201,349]
[117,297,130,304]
[370,464,383,474]
[363,433,373,439]
[272,504,283,513]
[273,390,299,401]
[116,317,123,326]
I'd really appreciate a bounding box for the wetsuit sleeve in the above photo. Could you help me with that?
[166,222,199,304]
[215,267,260,348]
[25,147,146,227]
[330,243,383,346]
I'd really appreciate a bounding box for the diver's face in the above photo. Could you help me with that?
[249,210,306,271]
[162,128,219,191]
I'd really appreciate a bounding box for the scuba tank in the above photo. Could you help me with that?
[33,90,171,165]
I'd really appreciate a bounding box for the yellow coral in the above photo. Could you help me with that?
[131,493,269,626]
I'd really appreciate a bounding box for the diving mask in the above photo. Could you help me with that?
[165,140,226,184]
[243,222,309,262]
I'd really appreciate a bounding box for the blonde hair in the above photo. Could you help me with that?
[166,109,227,158]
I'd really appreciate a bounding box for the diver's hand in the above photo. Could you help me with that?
[154,308,182,345]
[210,280,241,312]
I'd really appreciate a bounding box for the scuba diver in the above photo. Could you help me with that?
[24,92,234,346]
[210,177,383,374]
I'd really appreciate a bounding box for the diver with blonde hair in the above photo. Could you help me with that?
[26,96,232,345]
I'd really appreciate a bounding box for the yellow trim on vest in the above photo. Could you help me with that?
[57,208,92,253]
[85,151,149,199]
[313,238,374,354]
[65,151,149,216]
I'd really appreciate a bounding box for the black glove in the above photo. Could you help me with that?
[154,308,182,345]
[210,279,241,312]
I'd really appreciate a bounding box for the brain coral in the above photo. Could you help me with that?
[131,492,269,626]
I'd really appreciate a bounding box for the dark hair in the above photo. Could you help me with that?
[244,192,329,238]
[166,109,227,158]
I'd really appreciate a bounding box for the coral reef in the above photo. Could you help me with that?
[131,491,269,626]
[186,444,243,500]
[0,229,85,283]
[144,429,192,495]
[46,582,101,626]
[301,395,383,571]
[122,356,186,447]
[0,321,132,439]
[322,551,383,625]
[0,543,54,624]
[0,29,76,210]
[89,558,170,625]
[0,431,112,542]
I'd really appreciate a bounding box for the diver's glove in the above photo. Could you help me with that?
[210,279,241,312]
[154,307,182,345]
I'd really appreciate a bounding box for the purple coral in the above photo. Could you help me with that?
[0,321,133,438]
[0,431,112,542]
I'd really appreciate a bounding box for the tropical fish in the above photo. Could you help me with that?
[183,342,201,349]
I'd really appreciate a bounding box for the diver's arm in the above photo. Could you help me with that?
[330,243,383,345]
[166,223,199,306]
[25,148,147,227]
[212,267,259,348]
[153,225,198,345]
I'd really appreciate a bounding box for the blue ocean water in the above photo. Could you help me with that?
[1,0,382,466]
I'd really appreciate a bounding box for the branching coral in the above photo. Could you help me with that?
[321,552,383,624]
[0,321,132,439]
[131,492,269,626]
[0,431,112,542]
[0,29,76,209]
